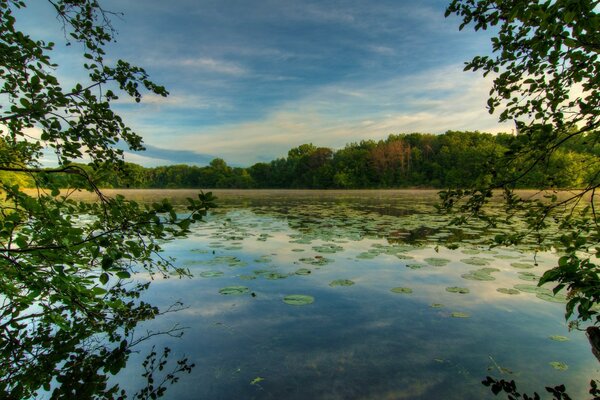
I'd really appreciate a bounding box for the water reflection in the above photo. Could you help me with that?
[116,191,598,399]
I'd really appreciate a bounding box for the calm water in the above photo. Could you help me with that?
[110,190,598,399]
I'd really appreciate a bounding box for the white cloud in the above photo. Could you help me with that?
[144,64,512,165]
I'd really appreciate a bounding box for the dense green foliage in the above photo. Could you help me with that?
[445,0,599,396]
[0,1,214,398]
[45,130,600,190]
[445,0,599,329]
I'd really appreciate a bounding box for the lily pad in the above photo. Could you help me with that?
[461,268,500,281]
[283,294,314,306]
[406,263,425,270]
[549,361,568,371]
[517,272,540,282]
[199,271,224,278]
[549,335,569,342]
[496,288,520,295]
[329,279,355,287]
[390,287,413,294]
[219,286,250,295]
[513,284,540,294]
[295,268,312,275]
[460,257,492,266]
[424,258,450,267]
[312,244,344,254]
[510,262,534,269]
[395,254,414,260]
[536,292,568,303]
[431,303,444,308]
[451,312,470,318]
[446,287,470,294]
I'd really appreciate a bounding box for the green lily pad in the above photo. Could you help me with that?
[451,312,470,318]
[390,287,413,294]
[461,249,481,255]
[431,303,444,308]
[517,272,540,282]
[536,292,568,303]
[299,256,334,266]
[496,288,520,295]
[513,284,540,293]
[295,268,312,275]
[329,279,355,287]
[312,244,344,254]
[406,263,425,270]
[356,252,377,260]
[199,271,224,278]
[461,268,500,281]
[446,287,470,294]
[219,286,250,295]
[283,294,314,306]
[460,257,491,266]
[549,361,568,371]
[549,335,569,342]
[395,254,414,260]
[510,262,534,269]
[424,258,450,267]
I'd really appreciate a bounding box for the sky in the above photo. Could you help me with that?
[21,0,512,166]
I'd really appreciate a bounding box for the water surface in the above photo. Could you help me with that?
[110,190,598,399]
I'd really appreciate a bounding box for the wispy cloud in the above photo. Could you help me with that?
[145,64,511,166]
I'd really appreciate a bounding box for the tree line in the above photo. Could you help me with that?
[42,129,598,190]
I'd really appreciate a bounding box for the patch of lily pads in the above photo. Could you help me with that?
[312,244,344,254]
[406,263,425,270]
[446,286,470,294]
[513,284,568,303]
[461,267,500,281]
[549,361,568,371]
[424,257,450,267]
[329,279,355,287]
[549,335,569,342]
[198,271,224,278]
[451,312,470,318]
[510,262,534,269]
[460,257,492,266]
[294,268,312,275]
[390,287,413,294]
[299,256,334,266]
[517,272,540,282]
[283,294,314,306]
[496,288,520,295]
[219,286,250,295]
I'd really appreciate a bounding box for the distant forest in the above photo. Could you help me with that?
[11,130,599,190]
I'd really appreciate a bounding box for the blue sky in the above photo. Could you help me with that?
[22,0,511,166]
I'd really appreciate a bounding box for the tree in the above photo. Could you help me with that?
[445,0,599,328]
[444,0,600,394]
[0,1,214,398]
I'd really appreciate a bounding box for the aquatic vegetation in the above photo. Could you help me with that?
[299,256,334,266]
[451,312,470,318]
[460,257,492,266]
[517,272,540,282]
[461,267,500,281]
[199,271,224,278]
[312,244,344,254]
[390,287,413,294]
[549,361,568,371]
[496,288,520,295]
[329,279,355,287]
[549,335,569,342]
[446,287,470,294]
[219,286,250,295]
[406,263,425,270]
[294,268,312,275]
[510,262,534,269]
[424,257,450,267]
[431,303,444,308]
[283,294,315,305]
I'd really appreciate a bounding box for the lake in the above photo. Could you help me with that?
[106,189,598,399]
